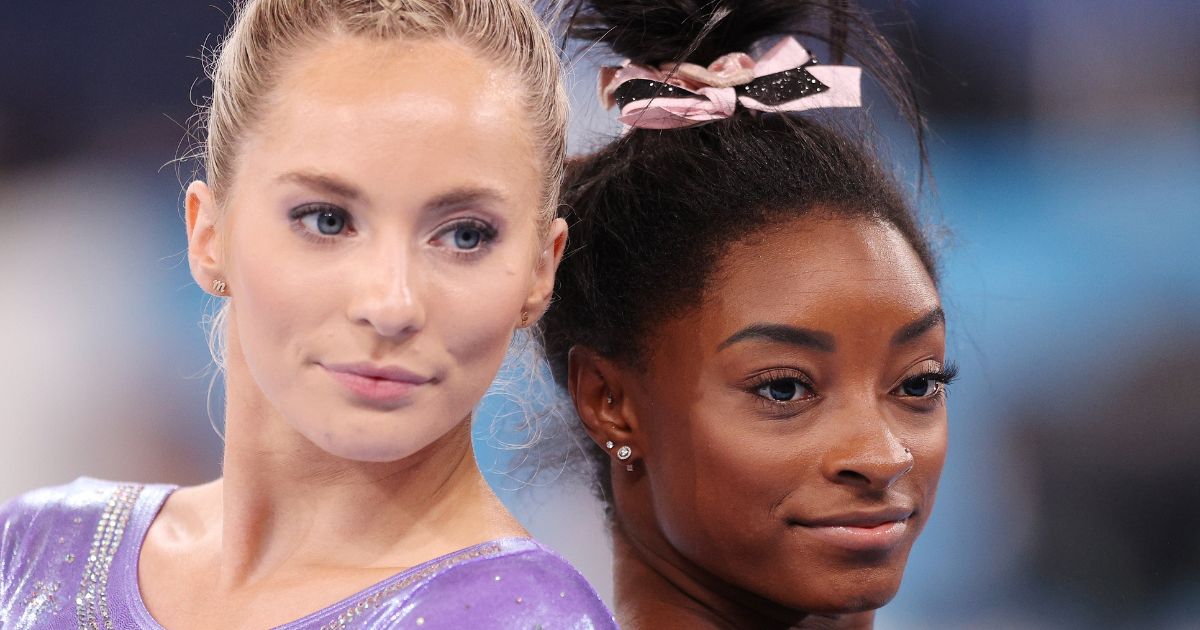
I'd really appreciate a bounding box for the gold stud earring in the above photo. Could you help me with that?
[212,279,227,295]
[520,310,529,326]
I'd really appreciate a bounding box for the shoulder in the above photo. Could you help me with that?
[1,478,122,540]
[398,538,616,629]
[1,478,148,578]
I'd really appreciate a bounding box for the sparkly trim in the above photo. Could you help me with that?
[320,542,504,630]
[75,484,143,630]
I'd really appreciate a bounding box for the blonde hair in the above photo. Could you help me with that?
[195,0,568,399]
[202,0,568,222]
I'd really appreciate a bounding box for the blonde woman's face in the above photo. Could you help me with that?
[188,36,563,461]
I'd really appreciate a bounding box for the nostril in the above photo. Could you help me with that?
[836,469,872,485]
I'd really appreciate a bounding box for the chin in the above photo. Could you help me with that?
[294,416,447,464]
[302,432,413,463]
[809,590,896,615]
[771,566,905,616]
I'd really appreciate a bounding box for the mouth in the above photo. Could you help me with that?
[789,508,916,553]
[320,362,434,406]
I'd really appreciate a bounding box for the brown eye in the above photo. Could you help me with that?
[756,378,812,402]
[898,376,939,398]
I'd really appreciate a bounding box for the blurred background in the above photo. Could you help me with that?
[1,1,1197,628]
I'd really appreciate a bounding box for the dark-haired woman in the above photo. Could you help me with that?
[542,1,954,627]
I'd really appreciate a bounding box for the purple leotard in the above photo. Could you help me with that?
[1,478,616,629]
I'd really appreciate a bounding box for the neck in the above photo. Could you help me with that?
[206,353,520,588]
[611,521,874,630]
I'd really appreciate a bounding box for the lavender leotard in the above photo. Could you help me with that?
[0,478,616,629]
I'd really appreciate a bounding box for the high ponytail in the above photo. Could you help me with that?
[565,0,925,156]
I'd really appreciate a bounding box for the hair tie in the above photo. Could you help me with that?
[598,37,861,130]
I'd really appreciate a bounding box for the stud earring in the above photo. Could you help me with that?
[520,310,529,326]
[604,440,614,450]
[616,445,635,472]
[212,279,227,295]
[605,394,614,405]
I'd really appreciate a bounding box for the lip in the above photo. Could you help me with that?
[320,362,433,406]
[790,508,915,552]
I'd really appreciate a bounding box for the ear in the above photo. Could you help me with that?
[185,180,225,296]
[567,345,641,464]
[520,217,568,326]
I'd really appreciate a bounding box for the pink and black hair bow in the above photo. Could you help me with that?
[598,37,861,130]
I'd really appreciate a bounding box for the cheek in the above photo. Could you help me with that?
[645,392,795,568]
[226,224,329,379]
[913,417,949,510]
[427,246,534,383]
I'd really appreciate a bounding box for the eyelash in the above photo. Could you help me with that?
[895,362,959,406]
[289,203,353,244]
[288,205,500,260]
[431,218,500,261]
[745,369,818,410]
[745,362,960,411]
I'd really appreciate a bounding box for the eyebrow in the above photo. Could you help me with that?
[891,307,945,346]
[717,306,945,354]
[276,171,364,202]
[422,186,507,217]
[275,173,506,215]
[718,323,836,353]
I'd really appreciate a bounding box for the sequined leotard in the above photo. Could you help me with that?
[0,478,616,629]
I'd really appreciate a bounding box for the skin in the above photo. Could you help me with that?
[569,216,950,629]
[136,35,566,629]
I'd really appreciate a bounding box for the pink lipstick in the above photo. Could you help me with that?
[321,362,432,406]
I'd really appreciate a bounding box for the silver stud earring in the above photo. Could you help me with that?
[604,440,614,450]
[616,445,635,472]
[605,394,614,405]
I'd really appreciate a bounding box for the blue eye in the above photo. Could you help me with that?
[756,378,812,402]
[434,219,497,254]
[453,225,484,250]
[293,205,351,237]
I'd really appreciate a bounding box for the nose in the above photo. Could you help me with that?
[819,415,913,493]
[346,242,426,339]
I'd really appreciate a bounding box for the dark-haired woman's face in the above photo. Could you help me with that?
[625,215,948,615]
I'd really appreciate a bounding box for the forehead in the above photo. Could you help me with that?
[235,35,538,205]
[702,216,940,337]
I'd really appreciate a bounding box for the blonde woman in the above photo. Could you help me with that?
[0,1,615,628]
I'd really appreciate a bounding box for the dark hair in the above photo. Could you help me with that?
[541,0,936,504]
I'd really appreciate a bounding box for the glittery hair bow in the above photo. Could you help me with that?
[597,37,861,130]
